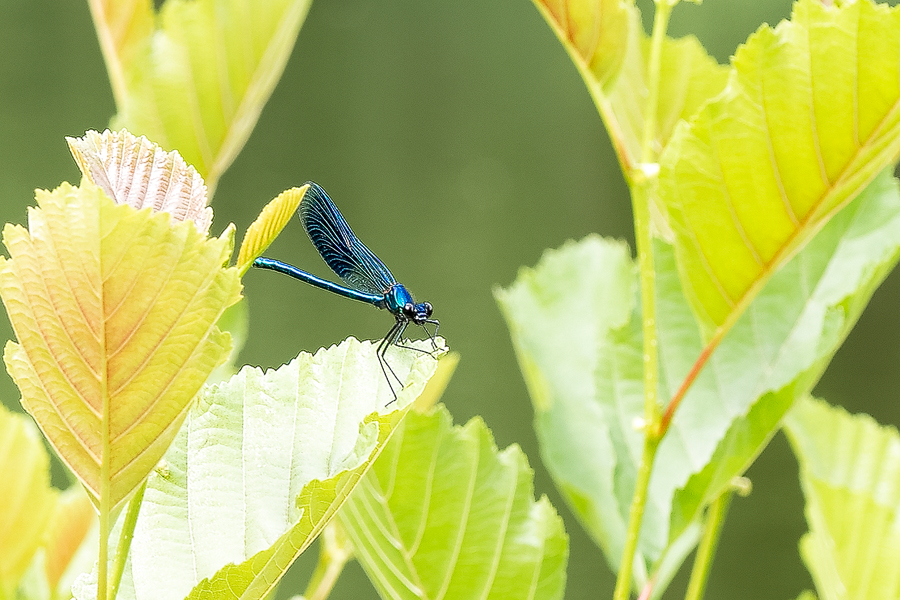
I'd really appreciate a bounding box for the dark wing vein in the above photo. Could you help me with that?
[299,182,396,295]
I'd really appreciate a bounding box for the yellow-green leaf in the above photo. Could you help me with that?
[90,0,313,196]
[532,0,631,91]
[0,182,241,509]
[68,129,213,234]
[338,405,568,600]
[535,2,728,173]
[608,24,728,169]
[42,486,97,596]
[236,185,308,275]
[0,403,58,597]
[785,397,900,600]
[659,0,900,333]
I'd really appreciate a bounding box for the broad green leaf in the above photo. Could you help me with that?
[531,0,631,91]
[338,405,568,600]
[89,0,313,195]
[68,129,213,233]
[495,169,900,591]
[236,185,308,275]
[497,237,646,578]
[0,404,58,597]
[659,0,900,333]
[785,397,900,600]
[71,338,441,600]
[0,182,241,509]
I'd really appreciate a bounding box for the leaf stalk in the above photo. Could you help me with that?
[684,490,734,600]
[108,481,147,600]
[303,521,353,600]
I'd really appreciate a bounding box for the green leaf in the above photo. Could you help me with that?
[0,404,58,598]
[89,0,313,195]
[0,182,241,509]
[495,169,900,590]
[72,338,441,600]
[606,9,728,172]
[659,0,900,333]
[534,2,728,174]
[236,185,308,276]
[785,397,900,600]
[531,0,631,91]
[337,405,568,600]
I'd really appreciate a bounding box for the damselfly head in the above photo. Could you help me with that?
[403,301,434,324]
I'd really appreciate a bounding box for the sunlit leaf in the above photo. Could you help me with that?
[413,350,459,411]
[68,129,213,234]
[208,300,250,384]
[534,2,728,173]
[532,0,631,91]
[42,486,97,597]
[71,338,441,600]
[605,8,728,171]
[0,403,58,597]
[338,405,568,600]
[89,0,313,195]
[236,185,308,276]
[785,397,900,600]
[659,0,900,333]
[0,182,241,509]
[495,168,900,593]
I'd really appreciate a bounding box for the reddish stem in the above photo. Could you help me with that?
[658,327,725,436]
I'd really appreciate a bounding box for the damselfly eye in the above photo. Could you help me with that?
[423,302,433,317]
[403,302,416,317]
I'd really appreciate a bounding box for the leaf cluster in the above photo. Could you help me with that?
[497,0,900,598]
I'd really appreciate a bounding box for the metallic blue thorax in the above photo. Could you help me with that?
[381,284,414,314]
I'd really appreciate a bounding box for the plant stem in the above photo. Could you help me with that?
[107,481,147,600]
[639,2,673,165]
[303,522,353,600]
[612,2,673,599]
[684,491,734,600]
[612,432,660,600]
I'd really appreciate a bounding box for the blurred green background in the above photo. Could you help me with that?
[2,0,899,598]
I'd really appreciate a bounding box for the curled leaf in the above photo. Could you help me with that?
[89,0,314,195]
[236,185,308,275]
[533,0,631,89]
[68,129,213,234]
